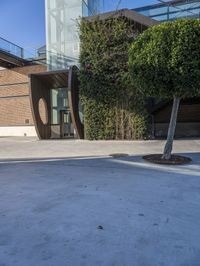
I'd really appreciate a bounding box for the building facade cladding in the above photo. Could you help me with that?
[45,0,101,70]
[0,65,47,136]
[134,0,200,22]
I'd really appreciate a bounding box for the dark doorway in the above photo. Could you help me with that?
[60,109,74,138]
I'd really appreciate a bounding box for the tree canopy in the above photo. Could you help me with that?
[129,19,200,161]
[129,19,200,99]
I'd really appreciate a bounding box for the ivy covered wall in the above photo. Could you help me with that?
[79,15,148,140]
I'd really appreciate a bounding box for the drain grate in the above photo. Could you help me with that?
[109,153,129,158]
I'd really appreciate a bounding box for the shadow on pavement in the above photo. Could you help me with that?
[0,152,199,177]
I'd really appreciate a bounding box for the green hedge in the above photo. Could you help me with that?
[79,16,148,140]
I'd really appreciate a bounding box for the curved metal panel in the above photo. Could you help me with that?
[29,76,51,139]
[68,66,84,139]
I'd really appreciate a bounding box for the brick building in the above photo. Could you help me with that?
[0,65,47,136]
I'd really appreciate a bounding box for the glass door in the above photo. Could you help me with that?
[51,87,74,138]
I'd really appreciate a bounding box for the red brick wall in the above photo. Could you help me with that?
[0,97,34,126]
[0,65,47,126]
[0,84,28,97]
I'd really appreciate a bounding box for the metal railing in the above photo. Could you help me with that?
[0,37,24,58]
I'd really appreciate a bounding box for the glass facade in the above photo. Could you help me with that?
[134,0,200,22]
[45,0,101,70]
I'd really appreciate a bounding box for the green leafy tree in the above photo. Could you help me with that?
[129,19,200,160]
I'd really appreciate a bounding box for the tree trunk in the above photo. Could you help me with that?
[162,97,181,160]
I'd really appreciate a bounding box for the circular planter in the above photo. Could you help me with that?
[143,154,192,165]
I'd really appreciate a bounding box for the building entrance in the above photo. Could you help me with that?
[29,67,84,140]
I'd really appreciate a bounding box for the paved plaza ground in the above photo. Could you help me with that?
[0,137,200,266]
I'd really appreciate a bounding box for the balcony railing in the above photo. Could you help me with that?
[0,37,24,58]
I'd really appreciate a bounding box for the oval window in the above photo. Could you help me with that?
[38,98,48,125]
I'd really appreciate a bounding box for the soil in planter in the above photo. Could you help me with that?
[143,154,192,165]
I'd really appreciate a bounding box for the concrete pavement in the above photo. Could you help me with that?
[0,137,199,160]
[0,137,199,266]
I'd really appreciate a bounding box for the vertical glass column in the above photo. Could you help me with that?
[45,0,102,70]
[45,0,82,70]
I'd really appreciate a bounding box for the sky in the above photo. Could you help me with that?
[0,0,46,58]
[0,0,158,57]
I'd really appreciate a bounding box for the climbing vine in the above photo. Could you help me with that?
[79,15,148,140]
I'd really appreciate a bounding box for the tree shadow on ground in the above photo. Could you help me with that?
[0,152,199,178]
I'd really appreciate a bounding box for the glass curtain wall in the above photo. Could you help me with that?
[45,0,102,70]
[134,0,200,22]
